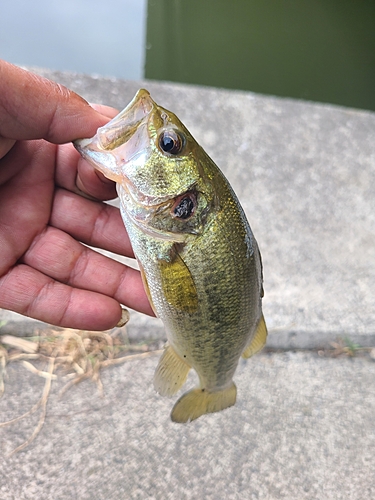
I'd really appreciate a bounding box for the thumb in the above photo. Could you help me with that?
[0,60,109,144]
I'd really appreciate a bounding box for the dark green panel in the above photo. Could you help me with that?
[145,0,375,111]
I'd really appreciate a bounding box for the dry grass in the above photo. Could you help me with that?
[0,317,162,456]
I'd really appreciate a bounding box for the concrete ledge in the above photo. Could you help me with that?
[1,69,375,500]
[2,67,375,350]
[2,315,374,351]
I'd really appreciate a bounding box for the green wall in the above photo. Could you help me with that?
[145,0,375,111]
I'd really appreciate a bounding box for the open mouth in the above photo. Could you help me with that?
[95,90,154,151]
[73,89,156,184]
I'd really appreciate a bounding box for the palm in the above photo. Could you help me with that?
[0,129,152,329]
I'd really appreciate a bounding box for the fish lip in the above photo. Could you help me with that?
[74,89,198,207]
[73,89,156,182]
[96,89,155,151]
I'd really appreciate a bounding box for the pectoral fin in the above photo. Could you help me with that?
[159,249,198,314]
[242,314,268,359]
[153,344,191,396]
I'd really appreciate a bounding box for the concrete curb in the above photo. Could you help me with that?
[1,69,375,500]
[1,313,375,351]
[2,67,375,351]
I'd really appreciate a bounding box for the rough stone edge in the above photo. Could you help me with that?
[1,318,375,351]
[27,65,375,118]
[2,68,374,352]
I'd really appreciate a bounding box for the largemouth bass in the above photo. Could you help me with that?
[74,89,267,423]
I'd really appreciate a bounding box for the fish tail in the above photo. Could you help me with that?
[171,382,237,423]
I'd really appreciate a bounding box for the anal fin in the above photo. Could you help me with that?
[242,314,268,359]
[171,383,237,423]
[153,344,191,397]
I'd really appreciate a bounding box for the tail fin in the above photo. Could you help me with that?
[171,383,237,423]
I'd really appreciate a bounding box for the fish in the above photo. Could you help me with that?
[74,89,267,423]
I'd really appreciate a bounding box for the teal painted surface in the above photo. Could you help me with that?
[145,0,375,111]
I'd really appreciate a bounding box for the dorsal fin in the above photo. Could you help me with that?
[242,314,268,359]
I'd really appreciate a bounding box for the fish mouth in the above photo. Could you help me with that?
[74,89,156,185]
[74,88,198,211]
[94,89,154,151]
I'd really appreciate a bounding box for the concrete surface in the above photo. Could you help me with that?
[0,69,375,499]
[4,66,375,348]
[1,351,375,500]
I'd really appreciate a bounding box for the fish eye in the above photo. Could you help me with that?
[159,130,184,155]
[172,193,196,220]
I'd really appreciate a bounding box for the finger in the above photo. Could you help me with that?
[0,264,124,330]
[50,188,134,257]
[0,137,16,159]
[54,104,118,200]
[21,226,153,316]
[0,60,113,143]
[55,143,117,200]
[76,157,116,200]
[90,103,118,119]
[0,140,55,271]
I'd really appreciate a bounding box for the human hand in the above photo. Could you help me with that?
[0,60,153,330]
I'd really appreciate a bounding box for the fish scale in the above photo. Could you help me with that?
[74,89,267,423]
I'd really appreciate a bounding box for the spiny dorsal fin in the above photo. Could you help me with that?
[242,314,268,359]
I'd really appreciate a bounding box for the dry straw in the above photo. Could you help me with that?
[0,316,161,456]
